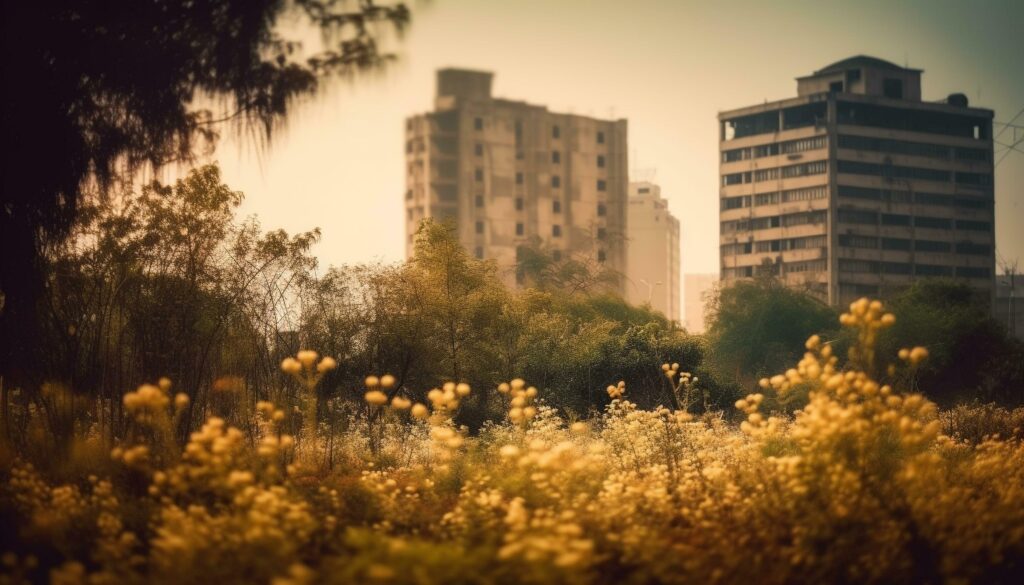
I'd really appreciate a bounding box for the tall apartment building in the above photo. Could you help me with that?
[405,69,629,292]
[683,273,718,334]
[625,182,680,321]
[718,56,995,307]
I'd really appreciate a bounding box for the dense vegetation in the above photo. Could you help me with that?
[3,167,1023,583]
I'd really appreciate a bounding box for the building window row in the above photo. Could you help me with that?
[722,102,827,140]
[722,234,827,256]
[836,134,989,162]
[721,258,826,279]
[837,160,954,183]
[837,208,991,232]
[722,161,827,187]
[721,186,828,210]
[786,259,827,273]
[837,185,992,210]
[722,135,827,162]
[839,259,989,279]
[721,210,826,234]
[836,101,990,140]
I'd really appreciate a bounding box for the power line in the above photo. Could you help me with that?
[996,139,1024,155]
[995,106,1024,140]
[995,133,1023,167]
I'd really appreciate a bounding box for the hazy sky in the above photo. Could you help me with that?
[207,0,1024,290]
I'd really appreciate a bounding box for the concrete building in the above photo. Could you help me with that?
[625,182,680,321]
[405,68,629,292]
[718,56,995,307]
[683,273,718,334]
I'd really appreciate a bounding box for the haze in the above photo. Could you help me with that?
[208,0,1024,286]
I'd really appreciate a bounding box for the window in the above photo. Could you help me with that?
[839,234,878,249]
[839,259,880,274]
[883,78,903,99]
[551,175,561,188]
[597,203,606,217]
[829,81,844,93]
[552,225,561,237]
[781,160,827,178]
[915,216,951,230]
[881,214,911,226]
[475,168,484,182]
[723,149,746,162]
[474,117,483,130]
[553,200,561,213]
[515,223,524,236]
[474,246,484,259]
[956,242,991,255]
[597,227,606,240]
[783,211,824,227]
[838,209,877,224]
[915,264,953,277]
[515,197,524,211]
[405,189,413,200]
[552,125,560,139]
[552,151,561,164]
[955,172,992,186]
[597,155,605,168]
[846,69,861,84]
[915,240,951,253]
[956,219,991,231]
[515,172,523,185]
[474,143,483,156]
[882,262,912,275]
[881,238,912,251]
[406,209,413,221]
[783,186,827,202]
[597,179,607,191]
[597,250,606,262]
[597,131,605,144]
[723,173,744,186]
[723,196,750,210]
[475,221,484,235]
[475,195,484,208]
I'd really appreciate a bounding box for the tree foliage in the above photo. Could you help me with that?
[1,0,410,387]
[19,165,319,452]
[877,280,1024,404]
[704,276,838,390]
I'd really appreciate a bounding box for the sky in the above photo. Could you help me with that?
[204,0,1024,300]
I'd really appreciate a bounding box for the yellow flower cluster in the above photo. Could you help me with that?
[499,379,538,424]
[4,298,1024,584]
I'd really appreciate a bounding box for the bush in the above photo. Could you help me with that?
[3,299,1024,584]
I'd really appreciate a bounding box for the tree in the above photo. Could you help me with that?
[29,165,319,450]
[1,0,410,388]
[704,276,838,389]
[878,280,1024,404]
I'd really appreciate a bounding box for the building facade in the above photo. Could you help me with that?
[683,273,718,334]
[405,69,629,292]
[625,182,680,321]
[718,56,995,307]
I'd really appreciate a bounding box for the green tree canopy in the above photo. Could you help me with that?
[704,276,838,390]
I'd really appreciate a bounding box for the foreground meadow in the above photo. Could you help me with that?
[2,299,1023,585]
